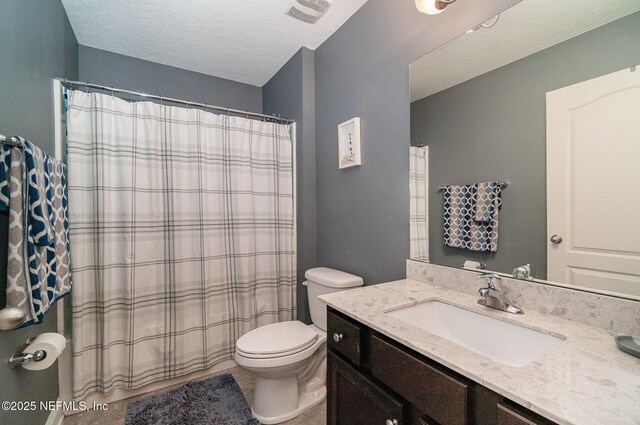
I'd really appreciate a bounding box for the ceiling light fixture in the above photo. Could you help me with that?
[415,0,457,15]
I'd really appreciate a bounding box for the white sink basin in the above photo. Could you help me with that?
[386,301,564,367]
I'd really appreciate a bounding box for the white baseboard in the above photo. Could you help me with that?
[45,406,64,425]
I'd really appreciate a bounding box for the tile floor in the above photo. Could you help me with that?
[63,366,325,425]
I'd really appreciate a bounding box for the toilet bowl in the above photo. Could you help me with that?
[236,322,327,424]
[234,267,364,424]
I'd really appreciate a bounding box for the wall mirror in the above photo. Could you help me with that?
[409,0,640,299]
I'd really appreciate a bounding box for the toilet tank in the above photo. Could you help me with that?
[305,267,364,331]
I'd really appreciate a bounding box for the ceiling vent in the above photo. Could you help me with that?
[286,0,333,24]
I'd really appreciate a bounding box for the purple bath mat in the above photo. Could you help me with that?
[125,373,260,425]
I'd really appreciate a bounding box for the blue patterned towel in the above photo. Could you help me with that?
[443,182,502,252]
[0,138,72,326]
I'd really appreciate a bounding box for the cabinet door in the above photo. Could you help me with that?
[371,334,468,425]
[327,351,403,425]
[497,403,556,425]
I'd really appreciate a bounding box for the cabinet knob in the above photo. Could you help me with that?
[333,333,344,343]
[386,420,399,425]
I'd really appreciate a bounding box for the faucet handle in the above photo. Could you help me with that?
[479,287,491,297]
[478,272,501,290]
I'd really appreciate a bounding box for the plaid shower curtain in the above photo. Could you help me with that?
[409,146,428,262]
[66,90,295,398]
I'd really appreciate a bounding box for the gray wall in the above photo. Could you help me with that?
[411,12,640,280]
[79,45,263,113]
[314,0,519,285]
[0,1,78,424]
[263,48,316,324]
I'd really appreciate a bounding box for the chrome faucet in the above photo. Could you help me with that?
[512,264,533,281]
[477,273,523,314]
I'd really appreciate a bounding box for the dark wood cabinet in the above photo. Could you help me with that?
[326,308,557,425]
[371,335,468,425]
[327,350,403,425]
[496,403,555,425]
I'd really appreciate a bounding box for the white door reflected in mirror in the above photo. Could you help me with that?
[546,66,640,297]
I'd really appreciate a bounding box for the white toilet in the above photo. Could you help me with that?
[235,267,364,424]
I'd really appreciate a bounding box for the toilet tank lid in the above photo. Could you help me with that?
[305,267,364,288]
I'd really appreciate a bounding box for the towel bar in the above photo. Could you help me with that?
[0,134,24,148]
[437,181,509,191]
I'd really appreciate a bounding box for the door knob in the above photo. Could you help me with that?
[386,420,399,425]
[550,235,563,244]
[333,333,343,343]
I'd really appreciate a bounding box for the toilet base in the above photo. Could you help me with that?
[252,385,326,424]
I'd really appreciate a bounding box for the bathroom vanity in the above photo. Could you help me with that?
[326,308,553,425]
[321,279,640,425]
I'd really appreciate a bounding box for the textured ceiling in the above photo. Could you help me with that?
[62,0,368,87]
[410,0,640,102]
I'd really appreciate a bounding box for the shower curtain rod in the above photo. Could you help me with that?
[58,79,296,125]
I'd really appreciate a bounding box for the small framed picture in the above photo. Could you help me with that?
[338,117,361,169]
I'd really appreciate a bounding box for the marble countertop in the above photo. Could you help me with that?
[320,279,640,425]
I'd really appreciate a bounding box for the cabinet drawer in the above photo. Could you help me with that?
[371,335,468,425]
[327,309,361,365]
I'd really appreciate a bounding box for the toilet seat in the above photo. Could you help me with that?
[236,321,319,359]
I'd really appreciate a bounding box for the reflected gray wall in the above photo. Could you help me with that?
[411,12,640,279]
[0,1,78,424]
[263,48,316,324]
[315,0,520,285]
[79,46,263,113]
